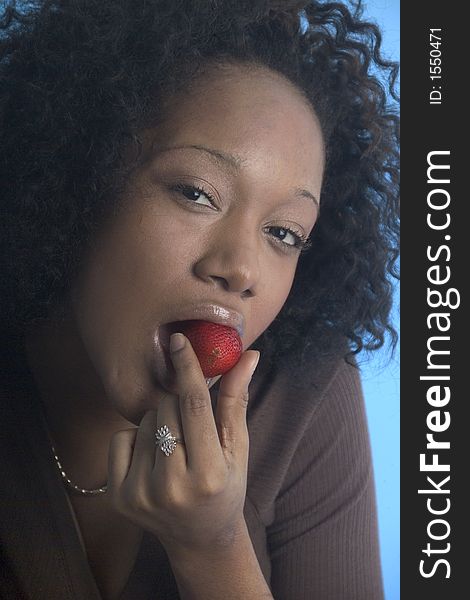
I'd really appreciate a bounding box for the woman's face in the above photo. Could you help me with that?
[70,63,324,423]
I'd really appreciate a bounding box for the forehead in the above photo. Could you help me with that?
[148,64,324,192]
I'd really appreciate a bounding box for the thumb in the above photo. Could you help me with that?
[214,350,260,450]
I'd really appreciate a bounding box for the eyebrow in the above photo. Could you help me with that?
[293,187,319,209]
[151,143,319,209]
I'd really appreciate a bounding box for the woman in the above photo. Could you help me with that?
[0,1,399,599]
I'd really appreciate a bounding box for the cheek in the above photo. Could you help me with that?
[67,209,195,418]
[71,199,211,365]
[248,265,297,346]
[70,211,184,365]
[74,208,189,317]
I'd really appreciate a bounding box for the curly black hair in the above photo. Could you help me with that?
[0,0,399,376]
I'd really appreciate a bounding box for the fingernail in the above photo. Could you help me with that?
[170,333,186,353]
[249,352,260,377]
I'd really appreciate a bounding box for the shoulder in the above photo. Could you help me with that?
[242,338,369,520]
[259,349,384,599]
[248,337,363,443]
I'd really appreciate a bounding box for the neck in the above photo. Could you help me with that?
[24,314,134,491]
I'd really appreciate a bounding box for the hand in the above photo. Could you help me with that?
[107,332,260,556]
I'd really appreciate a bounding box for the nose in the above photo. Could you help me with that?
[193,221,261,296]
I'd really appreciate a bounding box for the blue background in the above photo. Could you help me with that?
[358,2,399,599]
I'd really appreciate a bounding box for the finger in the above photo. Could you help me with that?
[169,332,224,472]
[108,428,138,490]
[215,350,259,461]
[154,390,187,473]
[126,410,158,478]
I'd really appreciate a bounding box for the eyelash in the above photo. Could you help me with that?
[171,183,313,254]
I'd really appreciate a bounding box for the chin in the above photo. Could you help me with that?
[125,373,179,426]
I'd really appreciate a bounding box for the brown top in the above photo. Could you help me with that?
[0,346,384,599]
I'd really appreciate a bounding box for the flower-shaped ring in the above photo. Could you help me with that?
[155,425,185,456]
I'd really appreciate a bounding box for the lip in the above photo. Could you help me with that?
[161,303,245,340]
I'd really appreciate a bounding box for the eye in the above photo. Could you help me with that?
[269,226,299,247]
[266,225,312,253]
[171,183,216,208]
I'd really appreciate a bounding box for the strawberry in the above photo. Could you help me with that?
[167,319,243,378]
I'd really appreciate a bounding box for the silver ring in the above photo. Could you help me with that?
[155,425,185,456]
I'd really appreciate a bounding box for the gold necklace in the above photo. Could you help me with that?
[47,380,217,495]
[51,444,107,496]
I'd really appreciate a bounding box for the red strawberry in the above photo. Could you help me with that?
[167,319,243,378]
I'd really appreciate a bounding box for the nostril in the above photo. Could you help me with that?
[209,275,230,291]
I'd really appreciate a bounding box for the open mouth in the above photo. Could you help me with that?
[154,319,240,390]
[158,320,194,353]
[156,320,217,387]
